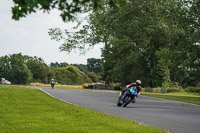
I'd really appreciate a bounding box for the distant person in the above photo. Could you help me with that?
[51,79,55,89]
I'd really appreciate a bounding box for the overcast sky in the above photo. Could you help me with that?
[0,0,103,65]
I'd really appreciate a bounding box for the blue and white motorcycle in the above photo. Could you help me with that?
[117,86,138,107]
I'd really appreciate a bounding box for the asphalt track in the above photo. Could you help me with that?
[41,88,200,133]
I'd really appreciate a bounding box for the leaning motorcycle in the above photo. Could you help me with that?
[117,86,138,107]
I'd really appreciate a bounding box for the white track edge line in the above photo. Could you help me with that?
[39,88,79,107]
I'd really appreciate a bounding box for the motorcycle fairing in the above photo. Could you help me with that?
[129,87,138,95]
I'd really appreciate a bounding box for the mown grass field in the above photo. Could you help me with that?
[142,92,200,105]
[0,85,165,133]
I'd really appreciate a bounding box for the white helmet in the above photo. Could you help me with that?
[52,79,54,81]
[136,80,141,85]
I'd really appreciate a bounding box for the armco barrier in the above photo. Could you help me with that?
[83,84,167,93]
[83,84,121,90]
[161,88,167,93]
[93,85,121,90]
[142,87,167,93]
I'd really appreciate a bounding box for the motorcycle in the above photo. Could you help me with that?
[117,86,138,107]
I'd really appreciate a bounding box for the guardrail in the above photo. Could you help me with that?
[141,88,167,93]
[82,84,167,93]
[82,84,121,90]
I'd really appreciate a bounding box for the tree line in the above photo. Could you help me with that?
[0,53,102,85]
[49,0,200,88]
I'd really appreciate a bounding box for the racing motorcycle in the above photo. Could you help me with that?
[117,86,138,107]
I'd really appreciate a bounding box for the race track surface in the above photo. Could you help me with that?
[41,88,200,133]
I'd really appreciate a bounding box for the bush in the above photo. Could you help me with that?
[167,88,182,93]
[162,82,183,93]
[197,83,200,87]
[185,86,200,93]
[54,66,92,85]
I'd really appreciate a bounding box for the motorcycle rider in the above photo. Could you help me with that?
[51,79,55,89]
[123,80,142,103]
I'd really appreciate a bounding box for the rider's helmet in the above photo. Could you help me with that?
[52,79,54,81]
[136,80,141,86]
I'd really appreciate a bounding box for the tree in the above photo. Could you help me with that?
[50,62,69,68]
[49,0,200,87]
[0,53,33,84]
[72,64,88,73]
[11,0,127,21]
[150,48,172,86]
[87,58,102,74]
[25,56,54,84]
[0,55,10,80]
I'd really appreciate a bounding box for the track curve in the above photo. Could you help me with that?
[41,88,200,133]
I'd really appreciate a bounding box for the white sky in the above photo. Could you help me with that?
[0,0,103,65]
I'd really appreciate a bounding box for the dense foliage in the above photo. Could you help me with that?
[11,0,127,21]
[26,56,54,83]
[54,66,92,85]
[49,0,200,87]
[8,0,200,88]
[185,86,200,93]
[0,53,101,85]
[87,58,103,74]
[0,53,32,84]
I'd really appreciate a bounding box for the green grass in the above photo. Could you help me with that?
[142,92,200,105]
[0,86,165,133]
[0,84,83,90]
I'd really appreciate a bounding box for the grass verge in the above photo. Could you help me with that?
[0,86,165,133]
[0,84,83,90]
[29,82,83,90]
[142,92,200,105]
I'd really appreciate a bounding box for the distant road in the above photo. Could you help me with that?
[41,88,200,133]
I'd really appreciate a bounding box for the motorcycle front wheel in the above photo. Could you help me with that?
[122,96,133,107]
[117,96,122,106]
